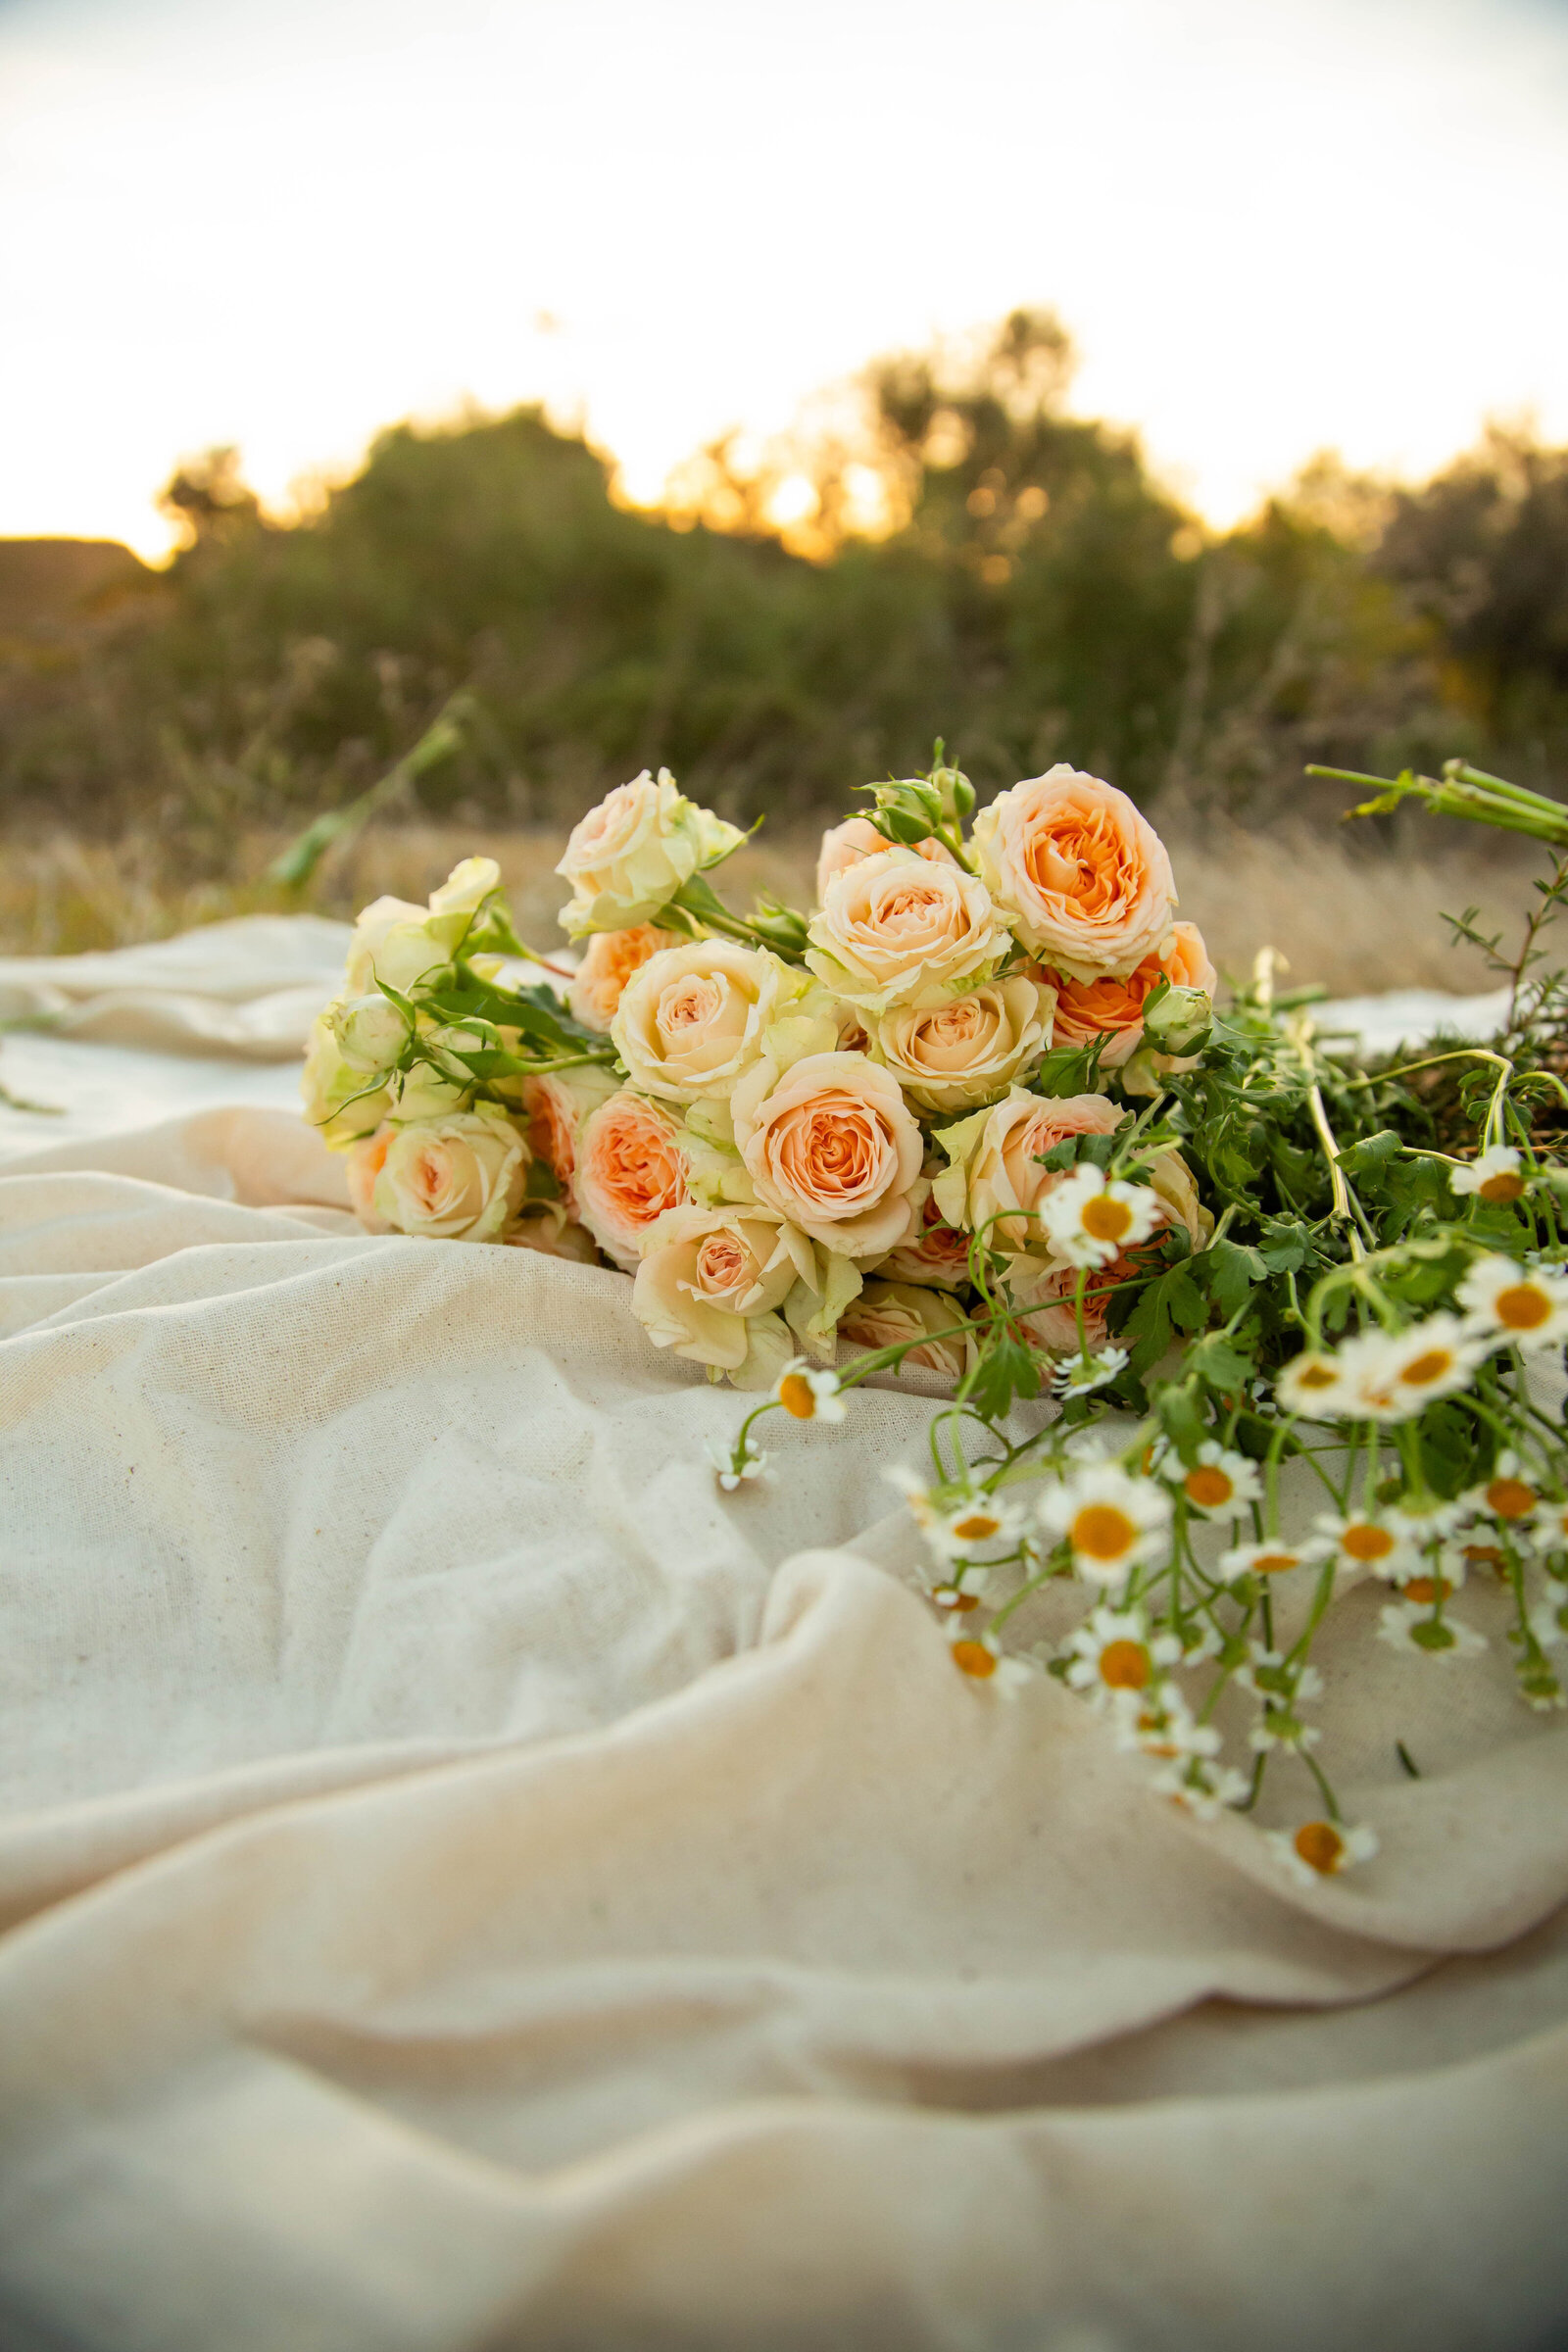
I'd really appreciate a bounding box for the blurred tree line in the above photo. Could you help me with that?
[2,311,1565,867]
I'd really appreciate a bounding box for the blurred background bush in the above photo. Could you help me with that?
[4,311,1564,985]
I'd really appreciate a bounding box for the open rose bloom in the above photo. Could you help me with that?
[320,760,1210,1388]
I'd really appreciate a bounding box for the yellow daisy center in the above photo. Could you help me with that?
[952,1510,1002,1542]
[1478,1171,1526,1204]
[952,1639,997,1679]
[1342,1523,1395,1562]
[1487,1476,1537,1521]
[1251,1549,1298,1575]
[1398,1348,1455,1388]
[778,1373,817,1419]
[1294,1821,1346,1875]
[1185,1465,1234,1509]
[1098,1639,1151,1690]
[1071,1502,1139,1561]
[1081,1195,1134,1243]
[1296,1360,1340,1390]
[1402,1575,1452,1606]
[1495,1283,1551,1331]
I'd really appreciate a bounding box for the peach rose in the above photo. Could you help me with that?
[632,1204,816,1374]
[972,766,1176,979]
[875,1172,975,1290]
[574,1089,693,1270]
[806,847,1012,1011]
[731,1050,924,1258]
[1009,1146,1210,1345]
[345,1127,394,1233]
[521,1064,617,1210]
[1038,923,1215,1068]
[372,1107,528,1243]
[838,1280,975,1381]
[869,976,1054,1113]
[815,816,956,903]
[568,924,683,1031]
[932,1088,1125,1251]
[612,940,790,1103]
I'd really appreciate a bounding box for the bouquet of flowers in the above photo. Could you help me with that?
[306,750,1568,1884]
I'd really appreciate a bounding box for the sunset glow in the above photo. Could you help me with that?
[2,0,1566,557]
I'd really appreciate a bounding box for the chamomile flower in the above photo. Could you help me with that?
[1527,1592,1568,1651]
[1386,1493,1465,1547]
[929,1493,1025,1560]
[1449,1145,1527,1205]
[1038,1165,1163,1269]
[1175,1442,1264,1519]
[1120,1684,1222,1763]
[1151,1759,1250,1818]
[1377,1601,1488,1659]
[1249,1711,1322,1754]
[1062,1606,1181,1711]
[709,1443,770,1493]
[1217,1537,1328,1585]
[1039,1461,1171,1587]
[1313,1510,1413,1582]
[945,1622,1036,1692]
[1531,1499,1568,1558]
[1464,1453,1542,1527]
[775,1360,847,1422]
[1273,1348,1350,1420]
[886,1466,1022,1562]
[1265,1819,1379,1886]
[1458,1253,1568,1352]
[1051,1346,1129,1398]
[1388,1564,1460,1604]
[1338,1316,1487,1422]
[928,1575,989,1614]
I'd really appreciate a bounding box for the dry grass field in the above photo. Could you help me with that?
[0,815,1542,999]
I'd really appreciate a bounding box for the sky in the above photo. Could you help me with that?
[2,0,1567,558]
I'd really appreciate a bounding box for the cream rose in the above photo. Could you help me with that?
[1149,1147,1213,1255]
[427,856,502,923]
[568,924,682,1031]
[932,1088,1125,1250]
[815,816,956,903]
[372,1107,527,1243]
[838,1281,975,1382]
[632,1204,815,1373]
[504,1208,603,1264]
[1038,922,1215,1068]
[574,1089,693,1270]
[521,1064,617,1210]
[972,766,1176,979]
[343,895,449,999]
[612,941,788,1104]
[301,1015,394,1148]
[556,768,745,939]
[806,847,1012,1012]
[731,1050,924,1258]
[329,992,411,1079]
[869,975,1054,1113]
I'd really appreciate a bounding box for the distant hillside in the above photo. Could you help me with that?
[0,538,152,637]
[0,314,1564,854]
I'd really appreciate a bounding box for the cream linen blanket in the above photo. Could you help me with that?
[0,929,1565,2351]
